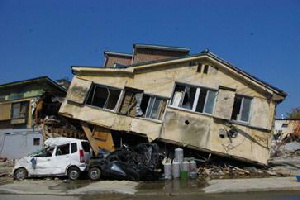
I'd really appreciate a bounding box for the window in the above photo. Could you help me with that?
[56,143,70,156]
[86,83,122,111]
[189,62,196,67]
[281,123,288,128]
[170,83,217,114]
[33,148,53,157]
[71,143,77,153]
[33,138,40,146]
[11,101,28,119]
[197,63,202,72]
[118,87,167,120]
[231,95,252,122]
[203,65,209,74]
[142,95,166,120]
[81,142,91,152]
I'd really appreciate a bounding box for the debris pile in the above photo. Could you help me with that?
[268,141,300,176]
[88,143,161,181]
[197,165,270,180]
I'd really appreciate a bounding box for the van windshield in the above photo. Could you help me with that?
[81,142,90,152]
[28,148,53,157]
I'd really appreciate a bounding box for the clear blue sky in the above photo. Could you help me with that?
[0,0,299,118]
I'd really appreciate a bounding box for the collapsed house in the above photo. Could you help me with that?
[59,43,286,165]
[0,76,82,158]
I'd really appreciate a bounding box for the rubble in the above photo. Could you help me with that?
[88,143,162,181]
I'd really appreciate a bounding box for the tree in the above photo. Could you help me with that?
[287,107,300,135]
[287,107,300,119]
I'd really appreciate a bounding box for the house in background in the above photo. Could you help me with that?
[274,119,300,142]
[0,76,66,130]
[59,43,286,165]
[0,76,82,159]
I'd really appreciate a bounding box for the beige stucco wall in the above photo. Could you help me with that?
[59,101,162,140]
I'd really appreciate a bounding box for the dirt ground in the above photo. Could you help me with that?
[0,160,14,185]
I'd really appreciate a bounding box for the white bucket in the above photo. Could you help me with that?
[175,148,183,162]
[189,160,197,172]
[172,160,181,178]
[163,163,172,180]
[189,171,198,179]
[181,161,190,172]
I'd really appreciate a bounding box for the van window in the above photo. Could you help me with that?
[81,142,90,152]
[31,148,53,157]
[71,143,77,153]
[56,143,70,156]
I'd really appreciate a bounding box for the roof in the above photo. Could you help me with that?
[44,137,88,148]
[133,43,190,53]
[128,49,286,97]
[0,76,66,95]
[201,51,287,97]
[104,51,132,57]
[72,49,286,98]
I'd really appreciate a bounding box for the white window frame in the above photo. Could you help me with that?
[144,96,166,120]
[86,83,123,112]
[170,83,217,115]
[232,95,252,123]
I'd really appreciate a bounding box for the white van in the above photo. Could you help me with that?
[13,138,91,180]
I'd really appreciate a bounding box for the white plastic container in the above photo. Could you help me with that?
[189,171,198,179]
[181,161,190,172]
[189,160,197,172]
[174,148,183,162]
[172,160,181,178]
[163,163,172,180]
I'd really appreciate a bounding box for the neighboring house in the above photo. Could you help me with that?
[274,119,300,141]
[0,76,67,159]
[59,43,286,165]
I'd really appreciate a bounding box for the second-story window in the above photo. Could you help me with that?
[86,83,122,111]
[11,101,28,119]
[231,95,252,123]
[142,95,167,120]
[170,83,217,114]
[118,87,167,120]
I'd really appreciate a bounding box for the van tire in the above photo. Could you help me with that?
[14,168,28,181]
[88,167,101,181]
[68,167,81,180]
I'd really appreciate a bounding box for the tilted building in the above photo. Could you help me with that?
[59,44,286,165]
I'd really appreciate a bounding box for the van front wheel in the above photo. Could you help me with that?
[68,167,81,180]
[14,168,28,180]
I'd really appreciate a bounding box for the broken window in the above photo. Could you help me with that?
[86,83,122,111]
[170,83,217,114]
[118,87,167,120]
[231,95,252,122]
[119,87,143,116]
[144,96,167,120]
[11,101,28,119]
